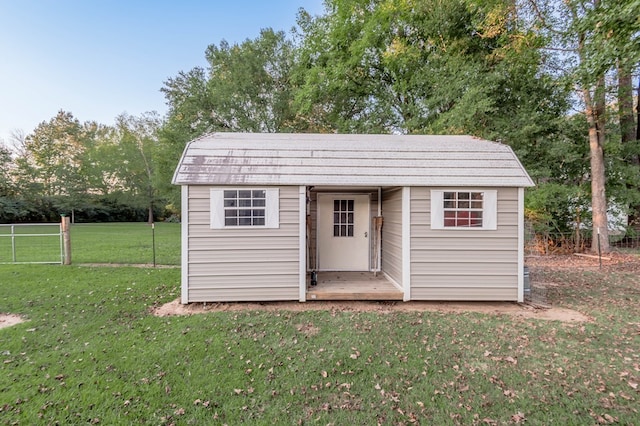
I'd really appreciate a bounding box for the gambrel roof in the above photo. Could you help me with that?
[172,133,534,187]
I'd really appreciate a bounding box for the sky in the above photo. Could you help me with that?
[0,0,324,144]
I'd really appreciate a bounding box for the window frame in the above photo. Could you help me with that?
[430,189,497,230]
[210,188,279,229]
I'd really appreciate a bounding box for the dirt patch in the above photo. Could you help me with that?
[151,299,590,323]
[0,314,25,329]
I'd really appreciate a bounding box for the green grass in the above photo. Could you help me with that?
[1,261,639,424]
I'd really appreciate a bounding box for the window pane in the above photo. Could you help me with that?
[224,190,237,198]
[239,190,251,198]
[457,217,470,227]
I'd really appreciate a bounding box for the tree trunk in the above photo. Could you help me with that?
[637,77,640,142]
[584,77,610,253]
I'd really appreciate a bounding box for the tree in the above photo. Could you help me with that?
[0,143,14,197]
[14,111,86,199]
[521,0,640,252]
[105,112,161,223]
[158,28,299,205]
[294,0,565,145]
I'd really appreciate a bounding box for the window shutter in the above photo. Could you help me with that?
[265,188,280,228]
[430,190,444,229]
[210,189,224,229]
[483,190,497,230]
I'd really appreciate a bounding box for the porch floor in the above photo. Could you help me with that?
[306,271,403,301]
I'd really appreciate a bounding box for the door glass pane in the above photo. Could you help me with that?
[332,199,356,237]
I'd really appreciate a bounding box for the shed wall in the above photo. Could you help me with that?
[381,188,403,285]
[184,185,300,302]
[410,187,519,300]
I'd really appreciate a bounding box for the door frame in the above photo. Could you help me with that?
[316,193,371,272]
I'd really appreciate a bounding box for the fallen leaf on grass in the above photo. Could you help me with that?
[511,412,526,423]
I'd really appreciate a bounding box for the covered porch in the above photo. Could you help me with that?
[306,271,404,301]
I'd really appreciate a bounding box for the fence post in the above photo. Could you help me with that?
[61,215,72,265]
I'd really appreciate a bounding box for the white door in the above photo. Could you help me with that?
[317,194,370,271]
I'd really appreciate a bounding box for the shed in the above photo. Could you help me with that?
[172,133,534,303]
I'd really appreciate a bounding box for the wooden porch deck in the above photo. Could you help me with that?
[306,271,404,301]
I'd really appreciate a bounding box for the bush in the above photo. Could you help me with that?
[0,195,169,224]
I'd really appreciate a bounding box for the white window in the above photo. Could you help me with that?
[431,190,497,230]
[211,188,279,229]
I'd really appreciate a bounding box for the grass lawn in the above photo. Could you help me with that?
[0,227,638,424]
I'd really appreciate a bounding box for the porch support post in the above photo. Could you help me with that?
[376,187,382,273]
[180,185,189,304]
[517,187,525,303]
[298,185,307,302]
[402,187,411,301]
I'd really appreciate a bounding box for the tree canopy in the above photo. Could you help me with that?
[2,0,638,253]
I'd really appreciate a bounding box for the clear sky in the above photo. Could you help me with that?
[0,0,324,144]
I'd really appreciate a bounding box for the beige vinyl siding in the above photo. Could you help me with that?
[410,187,519,301]
[185,185,300,302]
[381,187,403,285]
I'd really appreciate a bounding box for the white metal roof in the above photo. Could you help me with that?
[172,133,534,187]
